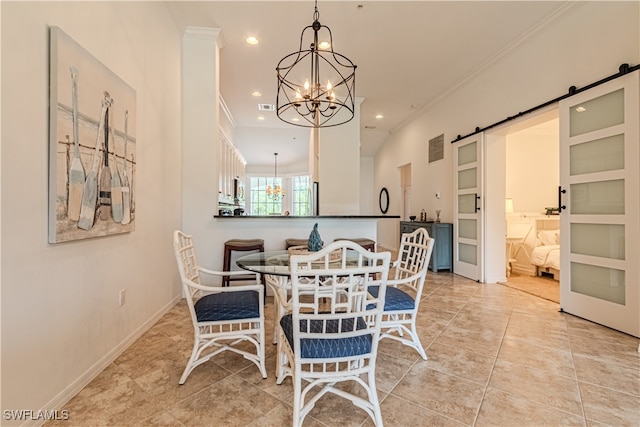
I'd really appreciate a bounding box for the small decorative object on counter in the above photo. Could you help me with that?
[420,209,427,222]
[308,223,323,251]
[436,209,441,223]
[409,215,416,222]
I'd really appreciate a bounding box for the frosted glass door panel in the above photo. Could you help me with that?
[459,243,477,265]
[459,219,477,240]
[458,168,477,190]
[571,262,625,305]
[570,89,624,136]
[571,223,625,260]
[457,141,477,165]
[458,194,476,214]
[570,134,624,175]
[570,180,624,214]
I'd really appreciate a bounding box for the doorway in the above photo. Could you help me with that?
[483,107,559,285]
[503,115,561,302]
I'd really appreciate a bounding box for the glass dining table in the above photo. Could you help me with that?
[236,249,367,343]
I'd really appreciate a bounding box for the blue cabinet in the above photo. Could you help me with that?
[400,221,453,272]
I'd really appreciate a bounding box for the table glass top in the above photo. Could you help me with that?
[236,250,363,276]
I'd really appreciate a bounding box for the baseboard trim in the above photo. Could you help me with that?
[27,296,182,427]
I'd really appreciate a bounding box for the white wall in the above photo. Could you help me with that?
[1,1,182,418]
[506,120,559,213]
[375,1,639,258]
[359,157,374,215]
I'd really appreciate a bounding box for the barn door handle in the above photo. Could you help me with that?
[558,186,567,212]
[475,193,480,212]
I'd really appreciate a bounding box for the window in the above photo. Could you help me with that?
[249,177,284,215]
[248,175,312,216]
[292,175,311,216]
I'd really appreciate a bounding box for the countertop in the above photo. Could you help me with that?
[214,215,400,219]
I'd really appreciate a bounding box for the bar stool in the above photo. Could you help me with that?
[223,239,265,287]
[333,238,376,252]
[285,238,308,249]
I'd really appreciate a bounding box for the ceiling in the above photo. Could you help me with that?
[164,1,568,169]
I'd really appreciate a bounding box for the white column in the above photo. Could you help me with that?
[317,97,364,214]
[181,27,222,235]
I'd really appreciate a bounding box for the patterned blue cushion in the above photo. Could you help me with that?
[280,314,372,358]
[369,285,415,311]
[194,290,260,322]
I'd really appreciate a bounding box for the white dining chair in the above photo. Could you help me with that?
[278,240,391,426]
[368,227,434,360]
[173,230,267,384]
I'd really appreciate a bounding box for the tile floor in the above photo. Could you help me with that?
[47,272,640,426]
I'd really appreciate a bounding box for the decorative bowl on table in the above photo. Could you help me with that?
[409,215,416,222]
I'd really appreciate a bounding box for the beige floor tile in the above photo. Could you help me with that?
[365,394,465,427]
[573,353,640,396]
[579,382,640,426]
[374,350,417,393]
[434,323,504,357]
[392,363,485,425]
[489,359,582,416]
[569,334,640,370]
[497,336,575,378]
[168,374,281,426]
[476,387,586,427]
[424,341,496,385]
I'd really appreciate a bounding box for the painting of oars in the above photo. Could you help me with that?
[110,105,123,223]
[121,110,131,225]
[67,66,85,222]
[99,96,112,221]
[78,95,109,230]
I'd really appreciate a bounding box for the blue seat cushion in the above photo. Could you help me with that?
[194,290,260,322]
[280,314,372,358]
[369,285,415,311]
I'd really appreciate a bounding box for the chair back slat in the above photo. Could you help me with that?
[394,228,434,298]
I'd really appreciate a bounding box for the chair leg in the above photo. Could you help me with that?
[258,323,267,379]
[179,340,201,385]
[293,375,303,427]
[368,370,384,426]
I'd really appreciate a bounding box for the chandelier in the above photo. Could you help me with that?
[266,153,285,201]
[276,0,356,128]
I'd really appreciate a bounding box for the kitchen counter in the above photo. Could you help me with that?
[214,215,400,219]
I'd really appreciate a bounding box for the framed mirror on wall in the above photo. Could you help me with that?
[379,187,389,214]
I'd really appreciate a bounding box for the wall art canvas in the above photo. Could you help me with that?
[49,26,136,243]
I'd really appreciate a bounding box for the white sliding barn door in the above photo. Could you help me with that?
[453,134,484,282]
[559,70,639,337]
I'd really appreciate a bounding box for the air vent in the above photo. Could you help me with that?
[258,103,275,111]
[364,125,376,129]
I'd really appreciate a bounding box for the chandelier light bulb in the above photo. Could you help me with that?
[326,80,332,91]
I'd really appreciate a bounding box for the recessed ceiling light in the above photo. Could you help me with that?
[251,91,262,97]
[257,116,265,121]
[318,41,331,50]
[246,36,259,45]
[576,106,586,112]
[375,114,384,119]
[291,117,300,122]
